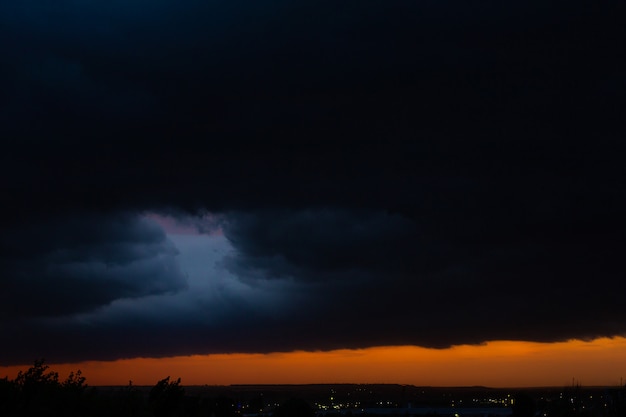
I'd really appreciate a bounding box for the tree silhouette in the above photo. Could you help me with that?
[15,359,60,416]
[15,359,59,388]
[118,380,146,417]
[0,376,18,415]
[60,369,91,417]
[63,370,86,390]
[149,376,185,417]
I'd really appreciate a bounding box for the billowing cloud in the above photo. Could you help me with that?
[0,213,186,320]
[0,231,304,364]
[1,1,625,364]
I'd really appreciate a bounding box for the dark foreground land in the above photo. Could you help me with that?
[2,361,625,417]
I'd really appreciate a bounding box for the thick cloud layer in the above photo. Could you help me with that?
[219,208,626,347]
[1,1,625,363]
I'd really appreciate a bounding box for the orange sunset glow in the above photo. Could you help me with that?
[3,337,626,388]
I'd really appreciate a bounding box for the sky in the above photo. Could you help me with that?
[1,1,625,387]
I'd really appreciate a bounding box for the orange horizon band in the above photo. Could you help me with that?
[2,338,625,387]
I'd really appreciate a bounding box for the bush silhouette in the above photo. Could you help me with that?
[149,376,185,417]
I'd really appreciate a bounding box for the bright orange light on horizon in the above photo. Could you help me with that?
[2,337,626,388]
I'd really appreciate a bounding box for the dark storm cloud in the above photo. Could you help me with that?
[221,209,419,280]
[1,0,625,363]
[219,207,626,349]
[0,213,186,319]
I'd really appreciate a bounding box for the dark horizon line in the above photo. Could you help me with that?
[86,382,625,389]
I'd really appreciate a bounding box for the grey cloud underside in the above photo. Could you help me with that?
[1,0,625,363]
[0,214,186,320]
